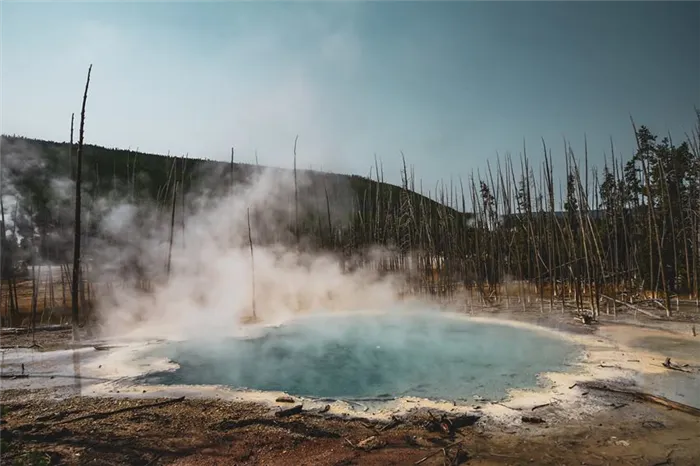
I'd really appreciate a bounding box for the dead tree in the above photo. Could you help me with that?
[71,65,92,341]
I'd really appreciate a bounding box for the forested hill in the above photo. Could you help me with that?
[3,122,700,304]
[0,135,472,262]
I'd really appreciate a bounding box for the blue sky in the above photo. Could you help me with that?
[2,1,698,197]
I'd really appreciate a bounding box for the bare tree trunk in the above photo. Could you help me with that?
[0,177,15,326]
[181,154,187,248]
[293,135,300,246]
[166,177,178,277]
[247,208,256,320]
[72,65,92,342]
[31,264,40,343]
[61,264,69,311]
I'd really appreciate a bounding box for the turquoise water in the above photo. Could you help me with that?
[139,312,581,401]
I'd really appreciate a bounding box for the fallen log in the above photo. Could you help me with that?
[600,294,661,319]
[55,396,186,425]
[579,382,700,417]
[521,415,545,424]
[93,345,124,351]
[275,404,303,418]
[0,345,45,350]
[662,357,692,373]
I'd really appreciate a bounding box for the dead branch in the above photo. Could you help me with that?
[55,396,185,425]
[662,357,693,373]
[379,416,402,432]
[415,439,465,465]
[493,402,522,411]
[486,450,518,459]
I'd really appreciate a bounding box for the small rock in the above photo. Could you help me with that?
[521,416,545,424]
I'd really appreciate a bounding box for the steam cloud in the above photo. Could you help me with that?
[1,137,416,342]
[89,165,408,341]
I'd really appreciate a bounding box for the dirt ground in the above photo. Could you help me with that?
[2,386,700,466]
[2,308,700,465]
[1,327,78,352]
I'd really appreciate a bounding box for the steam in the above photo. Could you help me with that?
[1,136,134,264]
[1,138,72,263]
[1,136,412,341]
[92,166,406,341]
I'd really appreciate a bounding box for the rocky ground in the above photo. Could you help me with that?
[2,385,700,466]
[2,307,700,465]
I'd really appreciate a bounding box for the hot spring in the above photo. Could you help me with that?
[138,311,581,401]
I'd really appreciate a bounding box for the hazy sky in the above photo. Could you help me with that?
[2,1,698,193]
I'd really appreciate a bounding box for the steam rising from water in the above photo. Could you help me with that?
[1,137,413,341]
[92,166,406,340]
